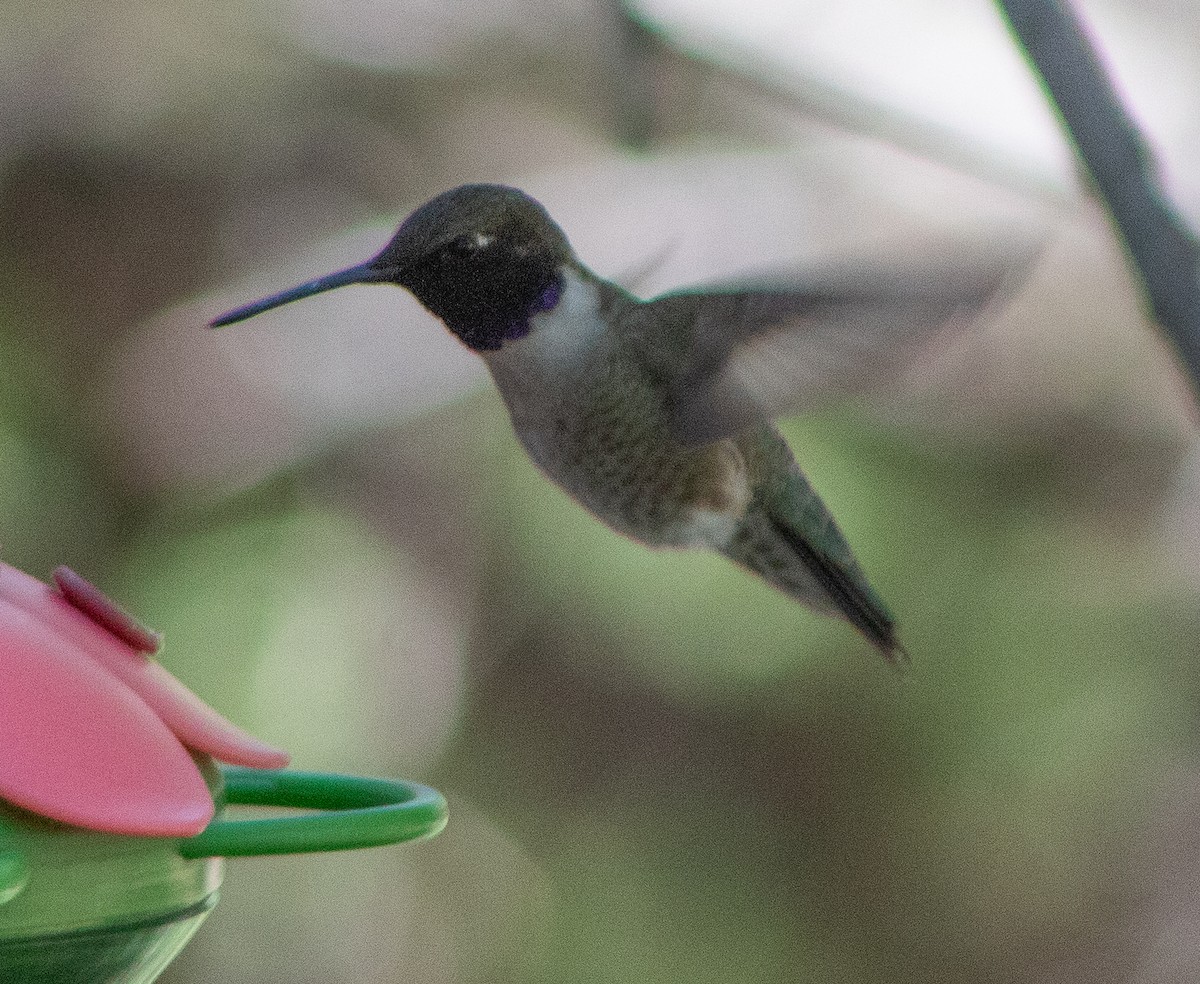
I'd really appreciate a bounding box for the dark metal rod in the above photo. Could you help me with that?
[996,0,1200,403]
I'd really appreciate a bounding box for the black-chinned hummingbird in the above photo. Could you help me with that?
[213,183,1012,662]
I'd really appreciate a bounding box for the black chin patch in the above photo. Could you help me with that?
[401,242,563,351]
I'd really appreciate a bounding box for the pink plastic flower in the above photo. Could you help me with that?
[0,562,289,837]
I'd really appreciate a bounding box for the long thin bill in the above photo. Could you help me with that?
[209,262,383,327]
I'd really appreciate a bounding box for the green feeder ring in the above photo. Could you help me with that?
[183,767,449,858]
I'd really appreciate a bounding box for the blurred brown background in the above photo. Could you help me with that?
[3,0,1200,980]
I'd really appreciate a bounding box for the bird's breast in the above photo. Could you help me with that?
[485,289,750,548]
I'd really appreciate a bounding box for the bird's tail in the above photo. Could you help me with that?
[723,494,906,663]
[765,513,906,663]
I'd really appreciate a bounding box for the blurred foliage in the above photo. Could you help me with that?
[1,0,1199,982]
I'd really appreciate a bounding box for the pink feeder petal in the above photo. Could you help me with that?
[0,564,117,655]
[0,613,213,837]
[134,661,291,770]
[53,565,162,654]
[0,563,289,770]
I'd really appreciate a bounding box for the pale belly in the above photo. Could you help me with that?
[507,363,752,550]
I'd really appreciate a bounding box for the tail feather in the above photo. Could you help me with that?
[767,514,907,664]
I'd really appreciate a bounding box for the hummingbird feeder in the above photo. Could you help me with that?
[0,561,447,983]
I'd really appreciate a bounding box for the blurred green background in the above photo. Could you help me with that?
[3,0,1200,981]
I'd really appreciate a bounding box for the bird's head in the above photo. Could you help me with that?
[212,184,573,351]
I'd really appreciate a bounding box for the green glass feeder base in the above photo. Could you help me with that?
[0,898,214,984]
[0,762,448,984]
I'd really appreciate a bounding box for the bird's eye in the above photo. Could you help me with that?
[442,232,493,262]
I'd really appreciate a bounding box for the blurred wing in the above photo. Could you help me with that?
[633,254,1024,444]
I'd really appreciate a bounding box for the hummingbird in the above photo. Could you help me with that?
[212,183,1012,662]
